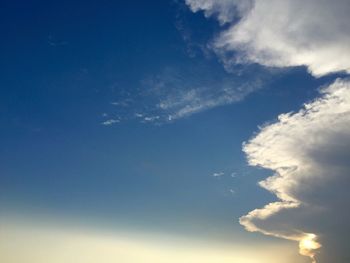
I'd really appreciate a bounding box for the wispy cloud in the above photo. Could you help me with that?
[142,66,267,122]
[142,115,160,123]
[102,65,268,125]
[155,81,258,121]
[174,1,215,59]
[47,35,68,47]
[211,172,224,177]
[101,119,120,126]
[186,0,253,25]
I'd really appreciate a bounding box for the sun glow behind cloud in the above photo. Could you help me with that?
[299,234,322,263]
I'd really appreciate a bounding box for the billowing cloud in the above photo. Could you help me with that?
[186,0,350,77]
[241,79,350,262]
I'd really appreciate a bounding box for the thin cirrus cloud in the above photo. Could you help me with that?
[101,119,120,126]
[104,66,266,125]
[153,73,261,121]
[186,1,350,262]
[186,0,350,77]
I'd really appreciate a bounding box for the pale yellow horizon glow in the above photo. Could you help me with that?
[0,218,306,263]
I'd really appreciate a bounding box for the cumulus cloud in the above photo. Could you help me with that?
[241,79,350,262]
[186,0,350,77]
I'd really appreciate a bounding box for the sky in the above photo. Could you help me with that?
[0,1,349,262]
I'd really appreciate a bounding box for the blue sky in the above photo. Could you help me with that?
[1,1,350,263]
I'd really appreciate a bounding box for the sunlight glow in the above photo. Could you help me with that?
[0,219,301,263]
[299,234,322,263]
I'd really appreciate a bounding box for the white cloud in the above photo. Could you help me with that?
[101,119,120,126]
[143,116,160,122]
[111,100,131,107]
[145,67,265,122]
[212,172,225,177]
[105,66,267,124]
[186,0,350,77]
[186,0,253,24]
[159,87,244,121]
[241,79,350,262]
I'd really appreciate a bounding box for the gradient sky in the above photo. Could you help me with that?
[1,1,349,263]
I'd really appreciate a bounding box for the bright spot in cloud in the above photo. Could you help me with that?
[299,234,322,263]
